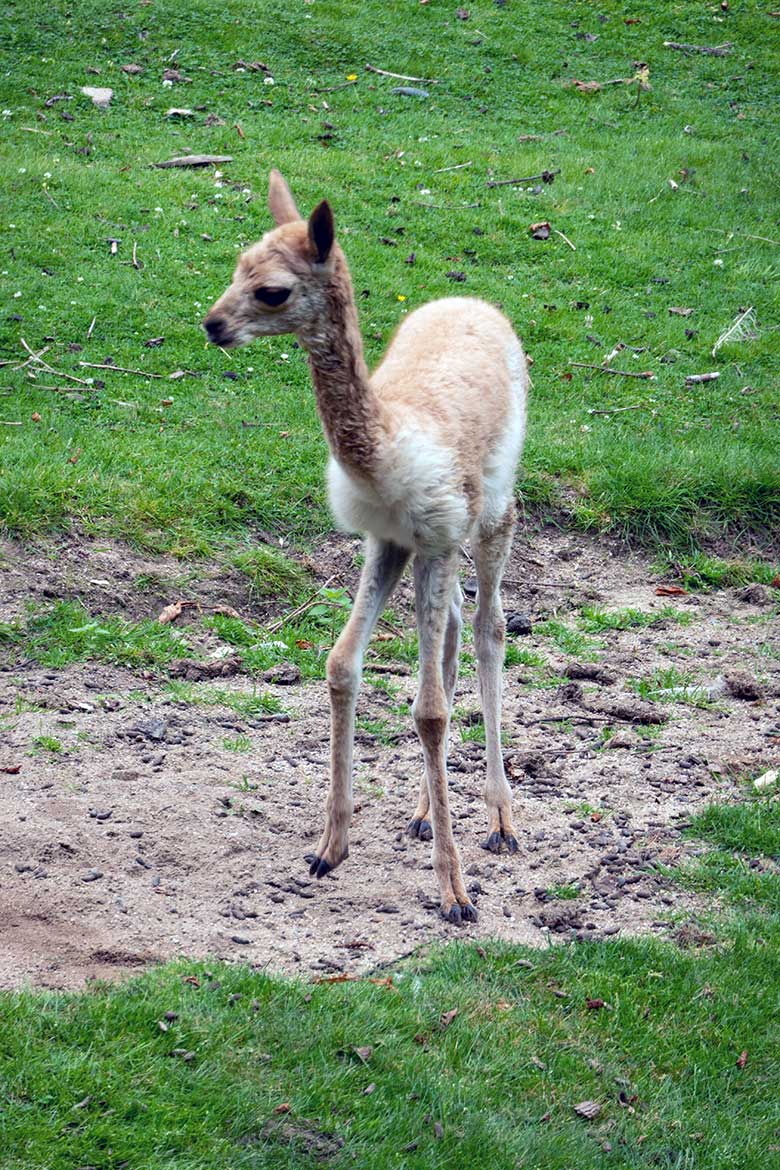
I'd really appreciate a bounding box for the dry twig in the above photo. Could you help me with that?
[571,363,655,380]
[365,63,438,83]
[486,168,560,188]
[685,372,720,385]
[78,361,166,379]
[554,229,576,251]
[20,339,93,386]
[265,575,338,635]
[663,40,733,56]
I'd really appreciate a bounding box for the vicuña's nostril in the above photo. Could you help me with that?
[204,315,226,341]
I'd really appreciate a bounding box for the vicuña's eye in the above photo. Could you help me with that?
[254,287,291,307]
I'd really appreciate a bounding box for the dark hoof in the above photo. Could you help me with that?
[482,831,519,854]
[442,901,477,925]
[309,856,333,879]
[408,817,433,841]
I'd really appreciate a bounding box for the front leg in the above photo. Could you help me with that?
[309,538,409,879]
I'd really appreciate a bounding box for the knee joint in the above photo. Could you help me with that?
[326,650,359,695]
[413,702,448,743]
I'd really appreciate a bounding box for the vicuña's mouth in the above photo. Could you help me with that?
[203,316,236,347]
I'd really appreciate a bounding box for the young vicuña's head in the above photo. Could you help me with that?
[203,170,335,348]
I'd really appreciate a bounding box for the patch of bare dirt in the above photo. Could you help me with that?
[1,525,778,989]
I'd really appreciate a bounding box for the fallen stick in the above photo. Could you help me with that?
[20,339,93,386]
[663,40,733,56]
[86,316,96,340]
[571,362,655,379]
[554,228,576,251]
[665,40,734,61]
[78,361,167,379]
[154,154,233,168]
[0,420,23,426]
[14,343,51,371]
[132,241,142,270]
[365,63,438,83]
[432,161,473,173]
[265,574,338,635]
[588,404,645,415]
[684,371,720,385]
[486,168,560,188]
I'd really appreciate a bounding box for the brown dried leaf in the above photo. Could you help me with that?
[529,221,551,240]
[157,600,184,625]
[572,79,602,93]
[353,1046,373,1063]
[737,1050,748,1069]
[440,1008,459,1030]
[574,1100,602,1120]
[668,306,694,317]
[121,64,144,75]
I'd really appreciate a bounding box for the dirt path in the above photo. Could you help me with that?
[1,527,778,989]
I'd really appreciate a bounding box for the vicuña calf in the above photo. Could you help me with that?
[204,171,528,923]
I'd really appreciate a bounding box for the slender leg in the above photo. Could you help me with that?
[473,504,518,853]
[408,581,462,841]
[413,555,475,924]
[309,537,410,879]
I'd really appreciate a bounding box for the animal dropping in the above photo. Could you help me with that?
[203,170,529,925]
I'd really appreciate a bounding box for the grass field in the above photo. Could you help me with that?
[2,792,779,1170]
[2,5,780,1166]
[1,0,779,556]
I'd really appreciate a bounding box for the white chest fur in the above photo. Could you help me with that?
[327,428,470,555]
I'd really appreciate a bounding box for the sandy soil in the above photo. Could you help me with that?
[1,525,778,989]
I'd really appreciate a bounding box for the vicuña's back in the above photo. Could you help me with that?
[204,171,528,923]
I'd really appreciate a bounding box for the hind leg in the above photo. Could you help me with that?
[408,582,462,842]
[473,505,518,854]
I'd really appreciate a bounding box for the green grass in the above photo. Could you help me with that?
[654,550,780,591]
[579,605,689,632]
[627,664,716,708]
[221,734,252,753]
[2,912,779,1168]
[0,599,191,668]
[229,545,314,601]
[30,733,63,754]
[1,0,779,555]
[165,679,281,717]
[546,883,581,901]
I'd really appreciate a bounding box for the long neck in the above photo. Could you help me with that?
[298,252,382,476]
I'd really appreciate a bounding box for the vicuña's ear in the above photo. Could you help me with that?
[268,169,301,225]
[308,200,334,263]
